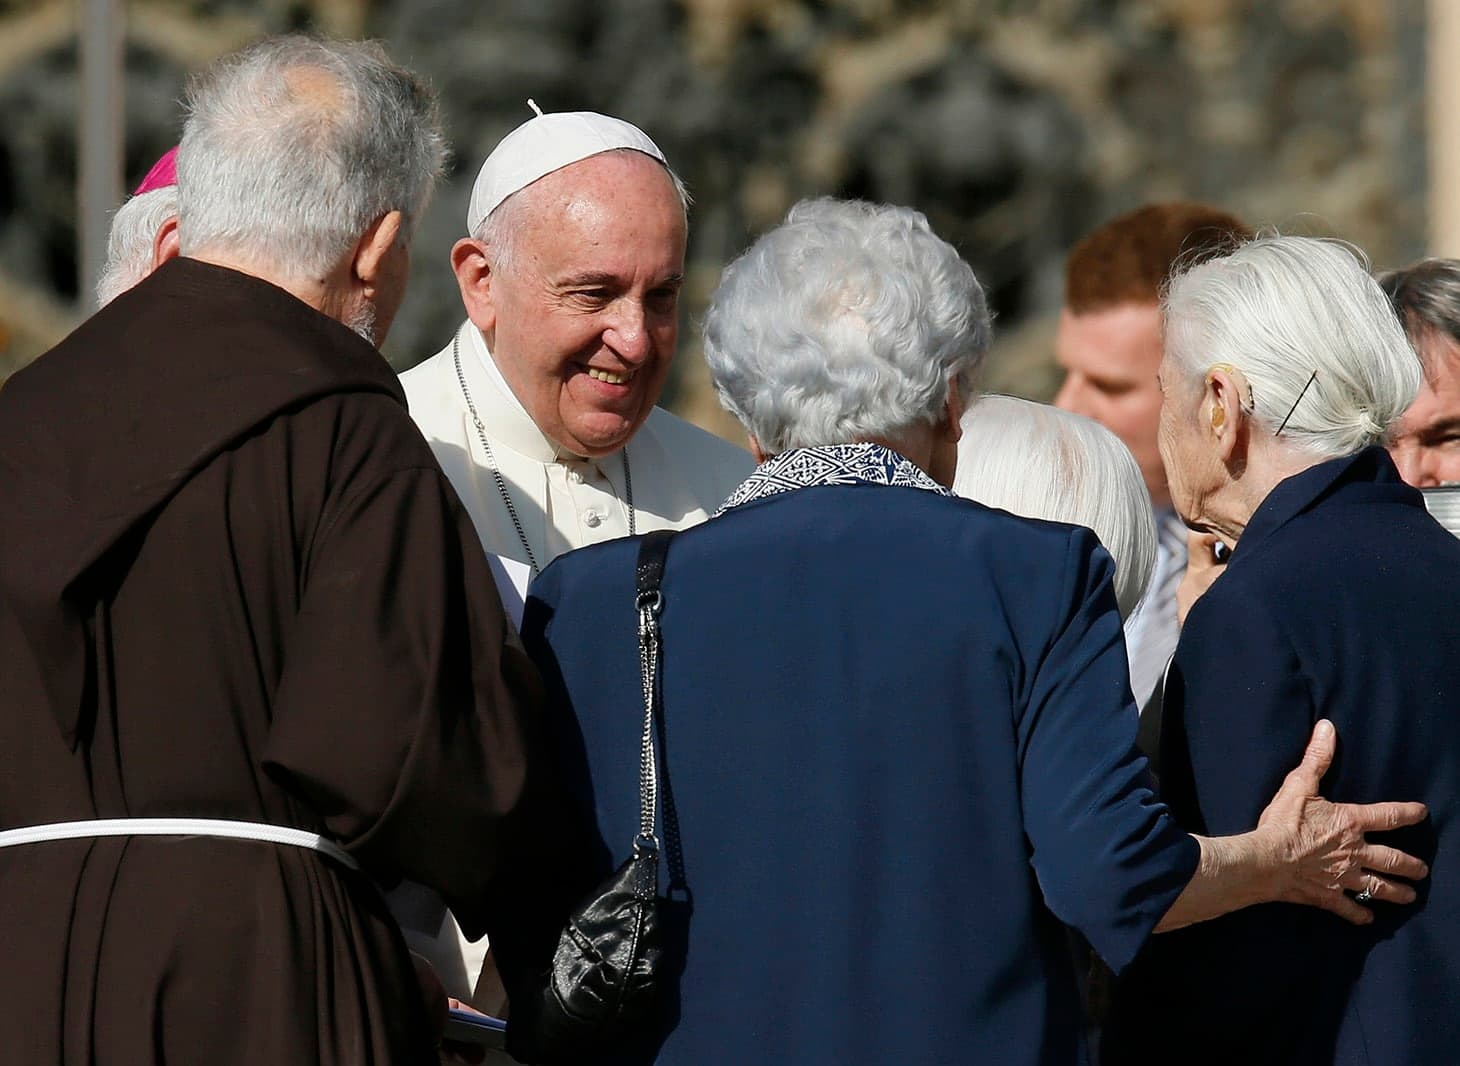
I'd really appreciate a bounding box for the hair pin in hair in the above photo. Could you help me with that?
[1276,370,1318,436]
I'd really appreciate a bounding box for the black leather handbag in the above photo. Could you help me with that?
[516,529,680,1060]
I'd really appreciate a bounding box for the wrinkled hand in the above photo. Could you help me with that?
[1256,719,1429,924]
[1177,532,1227,626]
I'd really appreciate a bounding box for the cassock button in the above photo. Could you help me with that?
[567,468,583,484]
[584,511,603,528]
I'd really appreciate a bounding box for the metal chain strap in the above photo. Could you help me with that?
[452,333,636,575]
[624,448,637,538]
[635,589,662,856]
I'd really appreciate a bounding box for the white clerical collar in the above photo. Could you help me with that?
[460,321,582,465]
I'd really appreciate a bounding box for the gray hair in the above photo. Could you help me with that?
[473,148,690,275]
[704,198,991,454]
[95,186,177,306]
[955,396,1156,620]
[1163,235,1420,459]
[1377,258,1460,374]
[177,35,447,279]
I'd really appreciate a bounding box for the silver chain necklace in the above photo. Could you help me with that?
[452,334,635,576]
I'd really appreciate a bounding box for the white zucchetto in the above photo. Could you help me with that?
[465,102,669,233]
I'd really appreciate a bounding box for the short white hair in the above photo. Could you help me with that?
[177,35,447,279]
[473,148,690,276]
[1163,235,1421,458]
[95,186,176,306]
[955,396,1157,619]
[704,198,991,454]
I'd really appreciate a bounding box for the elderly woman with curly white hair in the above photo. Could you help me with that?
[511,206,1427,1066]
[1103,236,1460,1066]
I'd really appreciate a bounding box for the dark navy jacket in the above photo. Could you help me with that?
[1106,448,1460,1065]
[521,480,1198,1065]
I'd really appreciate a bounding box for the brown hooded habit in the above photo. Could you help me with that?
[0,258,549,1064]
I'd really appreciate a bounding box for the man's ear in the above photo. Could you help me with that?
[452,237,496,334]
[353,210,404,296]
[151,215,180,269]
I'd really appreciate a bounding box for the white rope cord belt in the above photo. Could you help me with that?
[0,818,359,871]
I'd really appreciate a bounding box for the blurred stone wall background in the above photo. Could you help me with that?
[0,0,1429,439]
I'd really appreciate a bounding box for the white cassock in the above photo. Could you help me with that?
[404,320,754,573]
[394,320,754,1001]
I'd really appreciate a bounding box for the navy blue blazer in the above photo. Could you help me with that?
[1106,448,1460,1065]
[521,481,1198,1066]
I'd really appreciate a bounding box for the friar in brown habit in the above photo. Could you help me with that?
[0,37,564,1065]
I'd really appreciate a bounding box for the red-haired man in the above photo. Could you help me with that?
[1054,204,1253,710]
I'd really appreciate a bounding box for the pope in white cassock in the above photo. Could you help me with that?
[397,108,752,1008]
[403,107,751,588]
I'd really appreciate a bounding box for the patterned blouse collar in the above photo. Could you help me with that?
[716,442,951,516]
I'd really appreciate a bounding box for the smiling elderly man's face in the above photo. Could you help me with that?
[480,151,687,458]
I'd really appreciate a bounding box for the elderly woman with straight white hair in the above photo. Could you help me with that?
[956,395,1157,621]
[1105,235,1460,1066]
[510,203,1428,1066]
